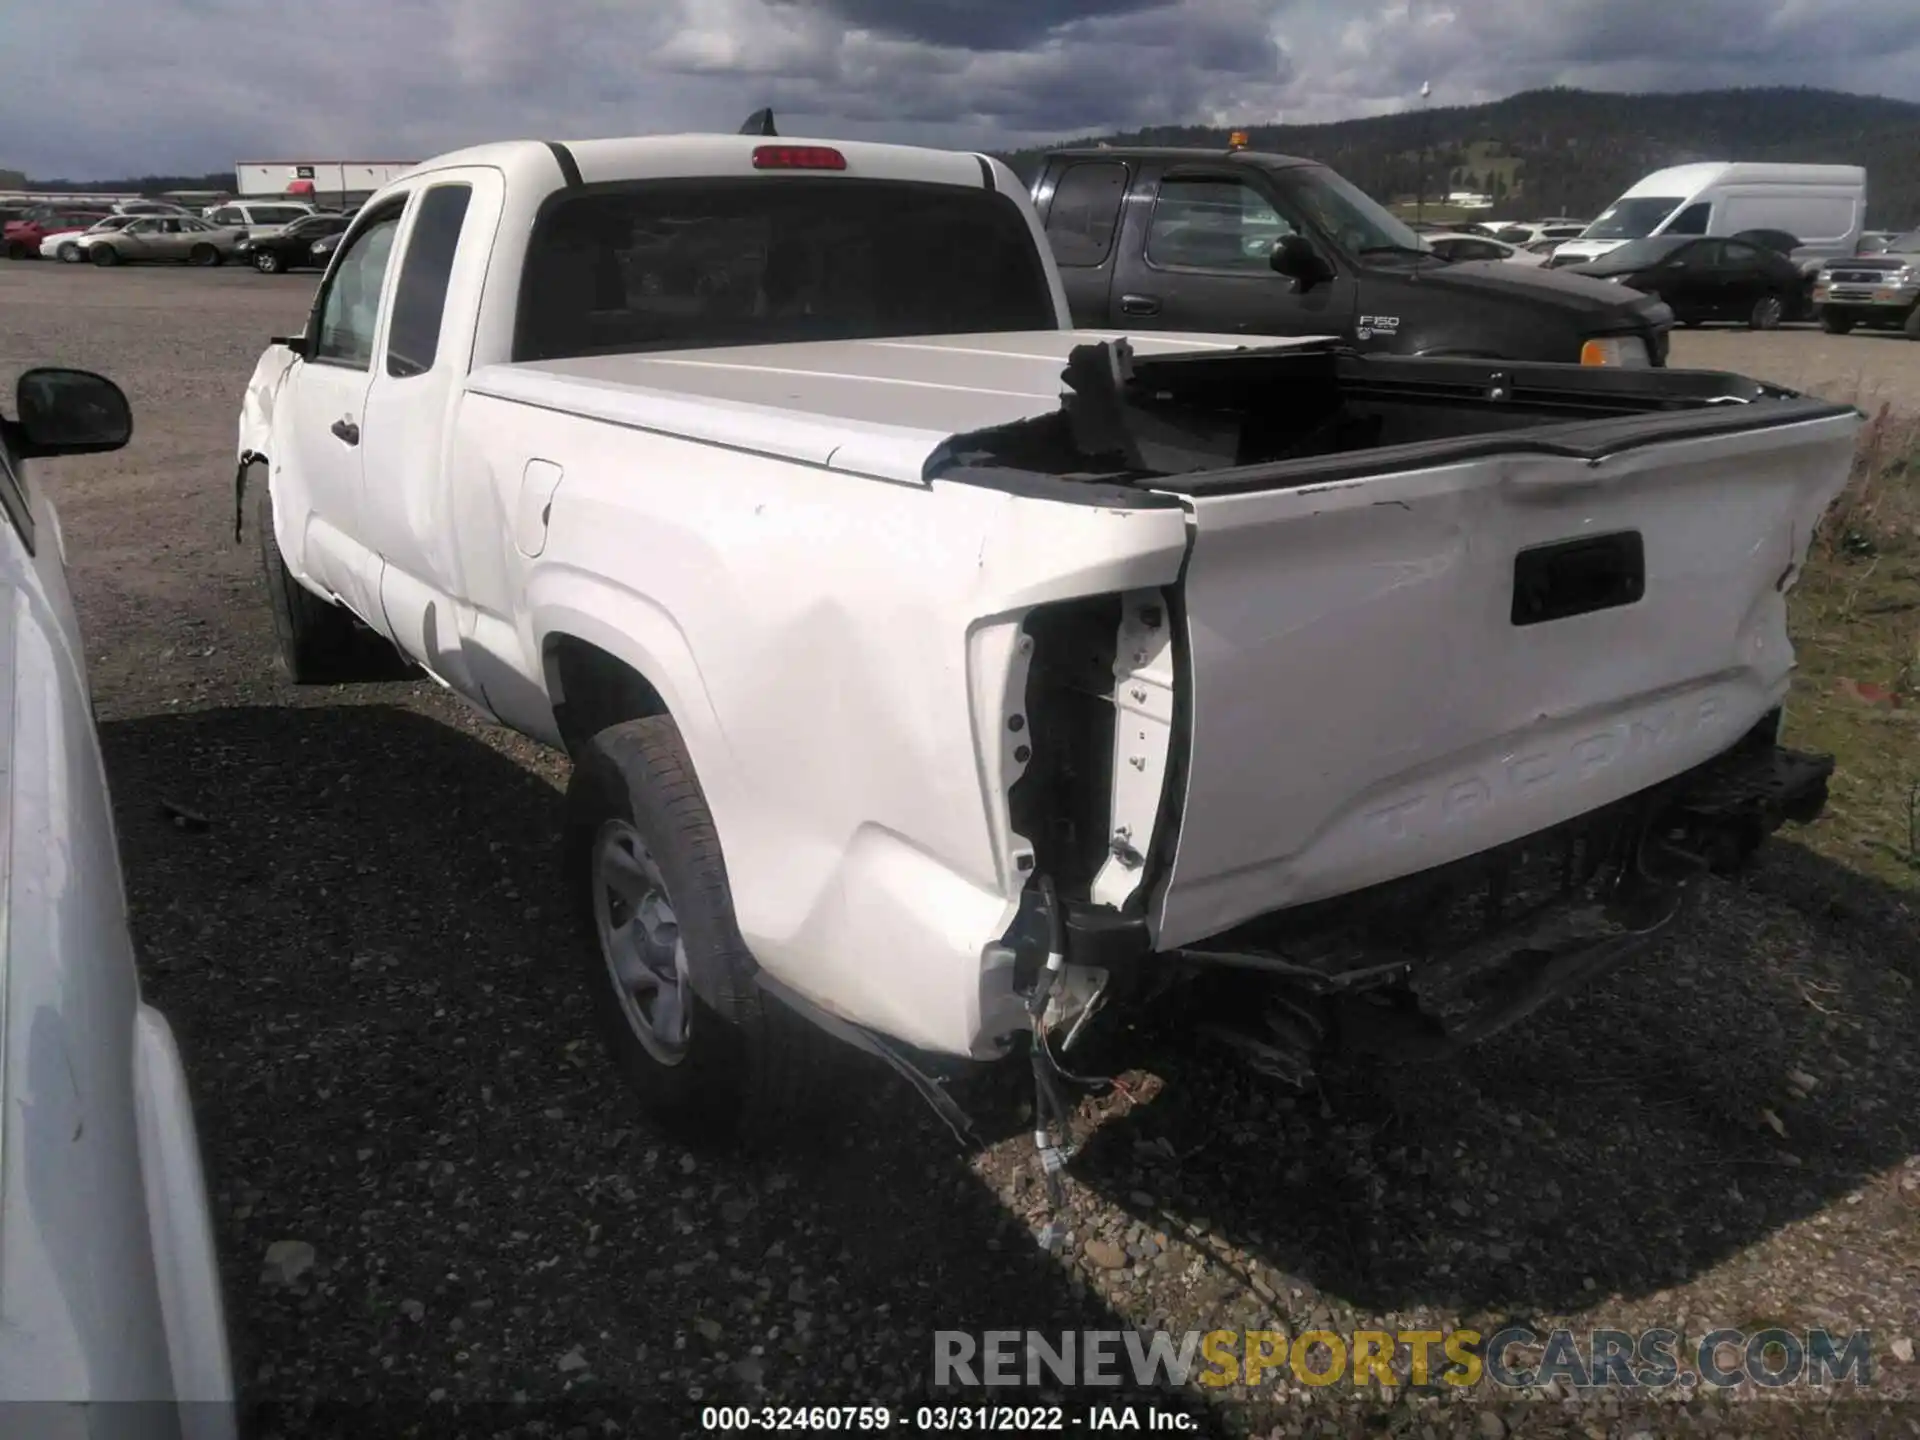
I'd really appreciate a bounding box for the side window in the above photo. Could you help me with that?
[385,184,474,379]
[312,210,403,368]
[1666,202,1711,236]
[1720,240,1760,266]
[211,208,239,225]
[1045,162,1129,268]
[1681,240,1724,268]
[1147,175,1296,272]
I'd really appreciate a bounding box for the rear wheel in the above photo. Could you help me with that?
[563,715,839,1148]
[254,473,390,683]
[188,243,219,267]
[253,249,283,274]
[1819,308,1856,335]
[90,244,119,267]
[1748,294,1784,331]
[4,240,27,261]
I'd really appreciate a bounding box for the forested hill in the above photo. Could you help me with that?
[998,86,1920,227]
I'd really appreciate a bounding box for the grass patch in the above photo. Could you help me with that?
[1783,403,1920,891]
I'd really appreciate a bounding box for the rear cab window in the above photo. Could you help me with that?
[385,184,475,377]
[1045,161,1129,267]
[511,178,1055,362]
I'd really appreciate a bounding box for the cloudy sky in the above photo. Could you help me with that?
[6,0,1919,179]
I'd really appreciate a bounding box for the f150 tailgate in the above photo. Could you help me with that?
[1151,407,1859,950]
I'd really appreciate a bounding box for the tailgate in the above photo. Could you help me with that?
[1150,409,1860,950]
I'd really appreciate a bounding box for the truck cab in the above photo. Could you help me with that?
[1030,147,1674,368]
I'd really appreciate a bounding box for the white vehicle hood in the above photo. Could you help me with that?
[466,331,1336,486]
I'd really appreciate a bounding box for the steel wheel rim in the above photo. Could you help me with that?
[591,820,692,1065]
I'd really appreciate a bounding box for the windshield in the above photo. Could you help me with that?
[1581,196,1684,241]
[513,178,1056,362]
[1591,236,1691,269]
[1886,231,1920,254]
[1274,165,1424,258]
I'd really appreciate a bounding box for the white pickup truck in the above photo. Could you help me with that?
[235,119,1860,1148]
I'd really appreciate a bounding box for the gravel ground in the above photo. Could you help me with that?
[3,261,1919,1440]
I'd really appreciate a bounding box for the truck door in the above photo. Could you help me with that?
[1033,158,1130,326]
[278,200,407,632]
[1109,165,1356,338]
[357,168,504,695]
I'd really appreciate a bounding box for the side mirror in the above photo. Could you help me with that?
[272,333,311,358]
[1270,233,1336,291]
[13,368,132,458]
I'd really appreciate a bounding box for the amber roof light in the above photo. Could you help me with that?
[1228,131,1250,149]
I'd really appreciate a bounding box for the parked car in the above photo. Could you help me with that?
[202,200,319,242]
[234,122,1852,1151]
[1811,230,1920,337]
[1855,231,1897,256]
[3,211,111,260]
[239,211,352,272]
[80,216,242,267]
[1420,231,1546,267]
[0,368,236,1432]
[1550,163,1865,270]
[1494,221,1588,246]
[41,214,140,262]
[1031,145,1673,365]
[1567,234,1811,329]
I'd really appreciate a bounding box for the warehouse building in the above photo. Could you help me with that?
[233,160,416,209]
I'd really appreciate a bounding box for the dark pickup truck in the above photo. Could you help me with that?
[1029,146,1675,368]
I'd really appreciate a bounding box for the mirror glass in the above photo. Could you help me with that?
[16,368,133,452]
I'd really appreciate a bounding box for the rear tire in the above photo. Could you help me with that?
[4,240,27,260]
[253,249,283,274]
[1748,294,1784,331]
[563,715,838,1148]
[188,243,219,267]
[90,244,119,267]
[1820,309,1856,335]
[254,472,383,683]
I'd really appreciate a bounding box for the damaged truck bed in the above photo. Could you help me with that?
[234,128,1859,1153]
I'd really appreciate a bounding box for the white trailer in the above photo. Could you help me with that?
[232,160,416,207]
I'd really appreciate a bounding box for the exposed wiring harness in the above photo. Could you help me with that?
[1025,876,1114,1210]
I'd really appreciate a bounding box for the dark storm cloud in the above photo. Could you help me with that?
[767,0,1170,50]
[1,0,1915,180]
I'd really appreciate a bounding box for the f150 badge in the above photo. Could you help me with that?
[1356,315,1400,341]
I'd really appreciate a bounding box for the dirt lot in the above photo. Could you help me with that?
[3,261,1918,1439]
[1667,327,1920,417]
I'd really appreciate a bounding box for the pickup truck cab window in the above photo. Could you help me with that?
[1045,161,1129,268]
[1146,174,1296,272]
[313,208,402,368]
[512,179,1055,362]
[385,183,474,378]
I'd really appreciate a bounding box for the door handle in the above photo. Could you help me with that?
[1119,293,1161,316]
[330,416,360,446]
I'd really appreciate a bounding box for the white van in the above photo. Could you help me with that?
[1551,162,1866,268]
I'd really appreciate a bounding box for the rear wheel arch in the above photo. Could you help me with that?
[543,634,673,755]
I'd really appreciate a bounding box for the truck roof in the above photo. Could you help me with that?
[391,133,1005,198]
[1044,146,1321,172]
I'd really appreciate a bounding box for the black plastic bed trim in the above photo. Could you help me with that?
[543,141,583,189]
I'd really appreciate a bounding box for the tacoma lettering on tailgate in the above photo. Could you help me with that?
[1364,695,1731,842]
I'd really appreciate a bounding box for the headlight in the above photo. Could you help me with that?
[1605,273,1631,284]
[310,241,327,255]
[1894,267,1918,287]
[1580,335,1652,367]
